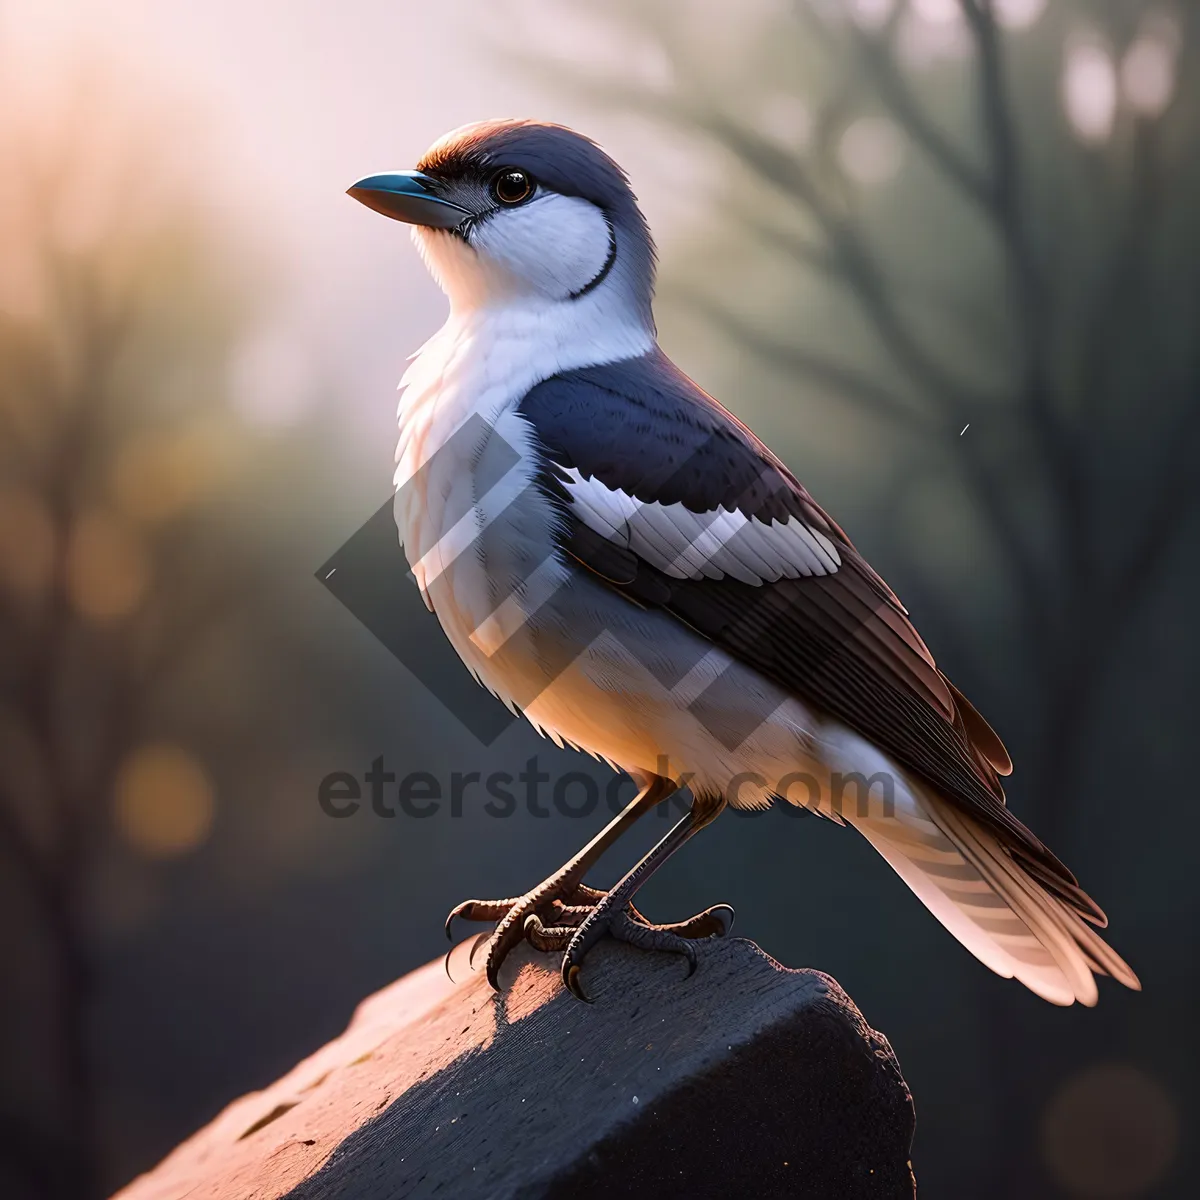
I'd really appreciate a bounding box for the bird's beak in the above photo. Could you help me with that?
[346,171,469,229]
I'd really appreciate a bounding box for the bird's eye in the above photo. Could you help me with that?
[492,169,534,206]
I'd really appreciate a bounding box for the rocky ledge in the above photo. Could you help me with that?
[113,937,915,1199]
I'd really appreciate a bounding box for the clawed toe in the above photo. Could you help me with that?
[563,962,589,1003]
[615,910,698,974]
[445,898,519,941]
[559,902,733,1001]
[445,883,732,1000]
[523,913,576,952]
[662,902,735,940]
[443,875,600,991]
[558,911,688,1003]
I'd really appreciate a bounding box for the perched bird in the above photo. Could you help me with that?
[348,120,1139,1005]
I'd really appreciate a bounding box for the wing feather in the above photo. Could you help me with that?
[517,349,1097,922]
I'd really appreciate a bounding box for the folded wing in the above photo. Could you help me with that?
[517,349,1118,952]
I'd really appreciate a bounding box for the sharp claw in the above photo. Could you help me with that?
[564,962,591,1003]
[683,942,698,978]
[445,881,604,996]
[711,904,735,937]
[486,957,503,992]
[467,930,488,970]
[443,944,456,982]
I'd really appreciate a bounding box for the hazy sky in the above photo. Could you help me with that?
[2,0,710,445]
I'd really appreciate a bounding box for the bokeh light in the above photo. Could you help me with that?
[838,116,904,184]
[1063,34,1118,143]
[1041,1064,1179,1198]
[110,425,224,524]
[994,0,1046,32]
[759,94,813,148]
[65,509,151,620]
[1120,15,1180,118]
[898,2,970,67]
[847,0,896,31]
[113,744,216,860]
[911,0,960,26]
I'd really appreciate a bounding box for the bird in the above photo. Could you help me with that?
[347,119,1140,1006]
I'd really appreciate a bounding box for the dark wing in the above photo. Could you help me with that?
[518,349,1098,920]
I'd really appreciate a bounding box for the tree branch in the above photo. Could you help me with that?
[677,291,931,435]
[1107,393,1200,625]
[548,62,996,415]
[1077,119,1163,419]
[740,214,837,277]
[960,0,1088,593]
[849,24,992,210]
[692,112,995,416]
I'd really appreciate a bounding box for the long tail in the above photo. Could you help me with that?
[847,782,1140,1006]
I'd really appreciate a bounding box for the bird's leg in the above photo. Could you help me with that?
[562,796,727,1002]
[444,775,675,990]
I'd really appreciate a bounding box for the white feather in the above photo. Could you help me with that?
[559,467,841,584]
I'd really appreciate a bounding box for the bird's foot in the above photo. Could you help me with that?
[444,873,602,990]
[557,899,734,1002]
[446,880,732,996]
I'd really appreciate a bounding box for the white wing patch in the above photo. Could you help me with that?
[560,466,841,583]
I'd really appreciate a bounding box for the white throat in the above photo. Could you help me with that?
[397,221,652,468]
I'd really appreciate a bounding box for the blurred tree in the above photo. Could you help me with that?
[521,0,1200,1194]
[0,67,324,1199]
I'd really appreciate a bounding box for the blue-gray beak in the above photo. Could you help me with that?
[347,171,469,229]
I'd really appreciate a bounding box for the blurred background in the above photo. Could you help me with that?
[0,1,1196,1197]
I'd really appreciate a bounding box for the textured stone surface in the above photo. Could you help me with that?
[112,937,915,1200]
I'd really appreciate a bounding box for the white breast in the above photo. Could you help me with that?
[391,289,838,804]
[393,291,653,697]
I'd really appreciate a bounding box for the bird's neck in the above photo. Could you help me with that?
[412,225,653,368]
[457,290,652,360]
[394,295,652,491]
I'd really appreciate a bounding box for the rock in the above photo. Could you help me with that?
[112,938,915,1200]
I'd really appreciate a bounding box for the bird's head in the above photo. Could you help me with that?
[348,120,655,330]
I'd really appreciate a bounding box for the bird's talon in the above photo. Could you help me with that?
[445,882,595,991]
[467,930,488,970]
[446,882,728,998]
[708,904,736,938]
[564,963,591,1003]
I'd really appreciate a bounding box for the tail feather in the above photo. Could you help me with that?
[848,783,1140,1006]
[929,798,1101,1004]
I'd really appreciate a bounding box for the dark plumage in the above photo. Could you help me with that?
[519,349,1101,922]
